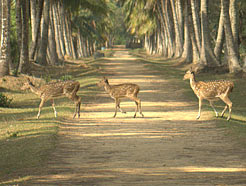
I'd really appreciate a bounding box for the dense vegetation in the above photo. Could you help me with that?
[119,0,246,73]
[1,0,246,76]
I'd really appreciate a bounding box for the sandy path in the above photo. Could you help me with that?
[28,48,246,185]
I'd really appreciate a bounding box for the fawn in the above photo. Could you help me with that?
[21,78,81,119]
[183,69,234,121]
[98,77,144,118]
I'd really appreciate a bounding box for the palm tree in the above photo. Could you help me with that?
[0,0,11,77]
[18,0,30,73]
[222,0,241,73]
[199,0,220,69]
[36,0,50,65]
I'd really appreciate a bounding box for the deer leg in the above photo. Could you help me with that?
[221,105,228,118]
[113,99,119,118]
[37,99,45,119]
[136,98,144,117]
[209,101,218,117]
[132,97,144,118]
[51,99,57,117]
[220,96,232,121]
[73,97,81,119]
[197,98,202,119]
[117,99,126,114]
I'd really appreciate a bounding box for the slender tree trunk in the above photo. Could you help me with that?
[214,3,225,62]
[170,0,183,57]
[190,0,201,53]
[36,0,50,65]
[200,0,220,68]
[229,0,239,58]
[222,0,241,73]
[18,0,30,73]
[29,0,44,60]
[161,0,174,57]
[51,1,63,59]
[30,0,36,42]
[15,0,22,74]
[47,4,59,65]
[0,0,10,77]
[181,0,192,62]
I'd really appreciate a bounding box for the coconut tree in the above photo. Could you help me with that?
[199,0,220,69]
[222,0,241,73]
[0,0,11,77]
[18,0,30,73]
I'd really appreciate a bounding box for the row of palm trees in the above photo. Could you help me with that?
[0,0,115,77]
[120,0,246,73]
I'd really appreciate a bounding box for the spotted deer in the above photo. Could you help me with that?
[21,78,81,119]
[183,69,234,121]
[98,77,144,118]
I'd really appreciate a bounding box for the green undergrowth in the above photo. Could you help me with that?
[130,48,246,144]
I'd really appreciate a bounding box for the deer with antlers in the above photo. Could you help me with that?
[183,69,234,121]
[98,77,144,118]
[21,78,81,119]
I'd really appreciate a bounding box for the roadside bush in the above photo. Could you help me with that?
[0,93,13,107]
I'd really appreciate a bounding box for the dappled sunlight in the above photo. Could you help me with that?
[59,131,183,138]
[108,78,168,83]
[104,57,140,61]
[172,166,246,173]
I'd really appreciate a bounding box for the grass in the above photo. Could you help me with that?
[0,57,103,184]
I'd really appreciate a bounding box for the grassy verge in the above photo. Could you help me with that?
[130,48,246,143]
[0,57,104,185]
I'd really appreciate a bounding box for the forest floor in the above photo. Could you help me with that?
[22,47,246,185]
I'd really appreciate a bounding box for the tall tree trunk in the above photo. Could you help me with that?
[18,0,30,74]
[47,4,59,65]
[214,3,225,62]
[190,0,201,53]
[181,0,192,62]
[229,0,239,58]
[51,1,63,59]
[161,0,174,57]
[30,0,36,42]
[200,0,220,69]
[29,0,44,60]
[170,0,183,57]
[222,0,241,73]
[15,0,22,74]
[36,0,50,65]
[0,0,10,77]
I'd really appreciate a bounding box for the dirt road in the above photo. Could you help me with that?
[28,48,246,185]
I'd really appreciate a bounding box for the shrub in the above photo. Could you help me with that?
[0,93,13,107]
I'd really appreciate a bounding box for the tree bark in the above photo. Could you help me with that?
[200,0,220,68]
[18,0,30,74]
[36,0,50,65]
[29,0,44,60]
[0,0,10,77]
[170,0,183,57]
[229,0,239,58]
[190,0,201,53]
[222,0,241,73]
[181,0,192,62]
[214,3,225,62]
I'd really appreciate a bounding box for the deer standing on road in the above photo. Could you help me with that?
[98,77,144,118]
[21,78,81,119]
[183,69,234,121]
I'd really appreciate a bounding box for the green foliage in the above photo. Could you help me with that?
[0,93,13,108]
[60,74,72,81]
